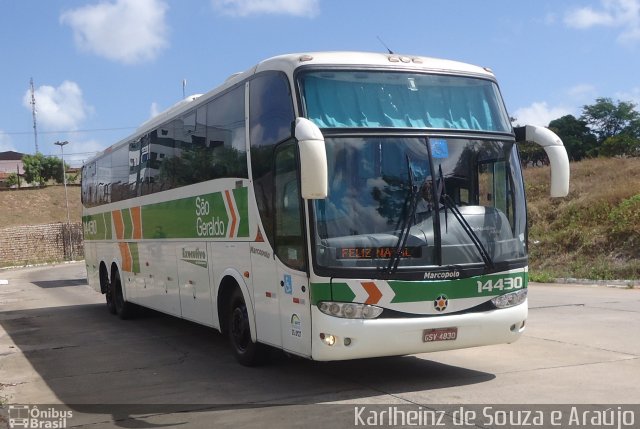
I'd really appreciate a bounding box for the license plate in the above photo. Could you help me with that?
[423,327,458,342]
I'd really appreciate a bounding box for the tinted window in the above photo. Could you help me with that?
[249,72,295,247]
[86,85,249,206]
[110,145,131,202]
[206,85,248,178]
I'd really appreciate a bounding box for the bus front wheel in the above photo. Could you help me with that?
[228,288,266,366]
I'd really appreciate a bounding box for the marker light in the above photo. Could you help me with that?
[318,302,383,319]
[491,289,528,309]
[320,333,336,346]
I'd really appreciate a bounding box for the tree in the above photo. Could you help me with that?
[580,98,640,144]
[5,172,19,187]
[600,134,640,157]
[22,153,68,185]
[548,115,597,161]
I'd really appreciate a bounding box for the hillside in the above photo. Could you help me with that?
[525,157,640,280]
[1,158,639,280]
[0,185,82,227]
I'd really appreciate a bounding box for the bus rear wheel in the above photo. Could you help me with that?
[101,268,116,315]
[228,288,266,366]
[111,270,134,320]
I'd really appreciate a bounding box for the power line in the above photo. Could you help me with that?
[2,126,136,136]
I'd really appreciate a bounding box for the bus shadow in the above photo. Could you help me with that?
[1,303,495,426]
[30,278,89,288]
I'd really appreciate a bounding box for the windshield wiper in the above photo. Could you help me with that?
[436,165,494,269]
[386,155,420,273]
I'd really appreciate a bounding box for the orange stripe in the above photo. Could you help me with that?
[118,242,132,272]
[225,190,237,238]
[130,206,142,239]
[361,281,382,305]
[112,210,124,240]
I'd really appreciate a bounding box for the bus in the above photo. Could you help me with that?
[82,52,569,366]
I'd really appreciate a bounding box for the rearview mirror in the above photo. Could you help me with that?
[295,118,328,199]
[515,125,570,197]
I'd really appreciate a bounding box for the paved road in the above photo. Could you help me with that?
[1,263,639,428]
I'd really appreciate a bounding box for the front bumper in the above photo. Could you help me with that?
[311,301,527,361]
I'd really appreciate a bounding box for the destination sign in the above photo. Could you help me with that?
[337,247,422,260]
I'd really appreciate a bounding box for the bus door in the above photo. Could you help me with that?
[273,142,312,357]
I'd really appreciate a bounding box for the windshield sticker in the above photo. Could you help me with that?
[431,139,449,158]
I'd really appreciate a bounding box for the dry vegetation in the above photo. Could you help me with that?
[525,157,640,280]
[0,185,82,227]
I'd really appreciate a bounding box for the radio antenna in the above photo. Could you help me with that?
[377,36,394,54]
[30,77,39,154]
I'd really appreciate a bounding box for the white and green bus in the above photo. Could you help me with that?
[82,52,569,365]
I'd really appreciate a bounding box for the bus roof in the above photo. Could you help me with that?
[254,51,495,79]
[86,51,496,165]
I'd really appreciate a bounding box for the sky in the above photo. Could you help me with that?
[1,0,639,166]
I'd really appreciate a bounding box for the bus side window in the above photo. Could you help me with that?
[206,85,248,179]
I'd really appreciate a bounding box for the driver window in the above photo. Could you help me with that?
[274,141,306,271]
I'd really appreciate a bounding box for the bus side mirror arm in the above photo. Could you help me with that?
[295,118,328,199]
[515,125,570,198]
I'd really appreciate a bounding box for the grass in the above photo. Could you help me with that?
[0,185,82,227]
[524,157,640,280]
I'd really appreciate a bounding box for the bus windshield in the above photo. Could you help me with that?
[311,136,527,273]
[299,71,511,132]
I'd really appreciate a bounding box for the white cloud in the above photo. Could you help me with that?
[65,139,107,167]
[567,84,597,99]
[212,0,320,17]
[564,0,640,43]
[22,81,92,131]
[0,131,15,152]
[512,102,573,127]
[615,87,640,105]
[60,0,169,65]
[149,102,161,119]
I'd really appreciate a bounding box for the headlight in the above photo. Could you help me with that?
[491,289,528,309]
[318,301,383,319]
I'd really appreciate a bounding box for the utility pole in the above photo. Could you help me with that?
[30,78,39,154]
[55,141,73,259]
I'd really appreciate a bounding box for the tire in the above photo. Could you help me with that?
[111,270,135,320]
[228,288,266,366]
[102,269,116,315]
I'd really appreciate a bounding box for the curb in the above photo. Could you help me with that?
[551,278,637,289]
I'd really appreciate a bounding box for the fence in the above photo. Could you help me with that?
[0,222,84,267]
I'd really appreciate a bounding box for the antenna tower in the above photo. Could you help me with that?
[30,77,39,154]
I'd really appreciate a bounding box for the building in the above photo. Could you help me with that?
[0,151,25,188]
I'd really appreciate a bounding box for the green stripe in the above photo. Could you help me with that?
[86,188,249,240]
[129,242,140,274]
[310,271,527,305]
[122,208,133,239]
[310,282,356,304]
[389,272,527,303]
[233,187,249,237]
[82,212,113,240]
